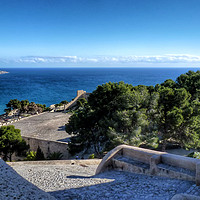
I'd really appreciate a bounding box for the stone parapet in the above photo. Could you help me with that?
[96,145,200,185]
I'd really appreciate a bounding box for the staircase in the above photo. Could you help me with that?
[112,156,151,175]
[96,145,200,185]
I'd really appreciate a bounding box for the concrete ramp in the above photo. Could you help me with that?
[0,158,55,200]
[64,90,87,110]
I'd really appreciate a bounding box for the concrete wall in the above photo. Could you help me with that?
[50,90,89,111]
[22,136,69,159]
[96,145,200,185]
[65,90,87,110]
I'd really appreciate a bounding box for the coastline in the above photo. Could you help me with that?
[0,70,9,74]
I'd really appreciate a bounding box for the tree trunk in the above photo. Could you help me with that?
[162,140,167,151]
[9,154,12,162]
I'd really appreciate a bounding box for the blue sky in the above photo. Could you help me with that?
[0,0,200,67]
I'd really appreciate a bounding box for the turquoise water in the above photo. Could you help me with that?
[0,68,199,114]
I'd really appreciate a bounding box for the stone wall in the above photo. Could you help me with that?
[65,90,87,110]
[22,136,69,159]
[96,145,200,185]
[50,90,88,111]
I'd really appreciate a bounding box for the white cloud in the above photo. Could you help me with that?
[2,54,200,65]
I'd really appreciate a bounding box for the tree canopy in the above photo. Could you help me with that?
[4,99,48,114]
[66,71,200,156]
[0,125,29,161]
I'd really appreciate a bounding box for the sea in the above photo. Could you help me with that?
[0,67,199,115]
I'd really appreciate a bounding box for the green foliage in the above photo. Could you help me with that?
[187,152,200,159]
[66,82,158,156]
[35,146,45,160]
[47,151,63,160]
[74,98,87,110]
[55,100,68,108]
[65,71,200,155]
[36,104,47,111]
[4,99,21,113]
[176,70,200,99]
[0,125,29,161]
[25,151,37,161]
[20,100,30,113]
[88,154,95,159]
[161,79,176,89]
[4,99,48,114]
[60,100,68,104]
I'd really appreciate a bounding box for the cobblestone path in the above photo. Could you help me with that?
[12,164,200,200]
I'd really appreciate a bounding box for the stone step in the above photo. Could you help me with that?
[112,156,151,175]
[112,156,196,182]
[157,163,196,182]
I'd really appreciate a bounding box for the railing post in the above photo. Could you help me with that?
[150,155,161,175]
[196,161,200,185]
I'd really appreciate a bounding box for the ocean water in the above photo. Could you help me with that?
[0,67,198,114]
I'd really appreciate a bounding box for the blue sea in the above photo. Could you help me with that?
[0,68,199,114]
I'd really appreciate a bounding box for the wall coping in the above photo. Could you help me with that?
[7,159,101,166]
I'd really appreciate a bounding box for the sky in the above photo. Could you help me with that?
[0,0,200,68]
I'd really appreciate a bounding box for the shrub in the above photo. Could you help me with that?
[187,152,200,159]
[35,146,45,160]
[47,151,63,160]
[89,154,95,159]
[25,151,36,161]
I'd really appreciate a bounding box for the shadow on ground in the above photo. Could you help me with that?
[57,137,71,142]
[57,125,66,131]
[48,171,196,200]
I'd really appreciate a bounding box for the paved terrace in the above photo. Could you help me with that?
[9,160,200,200]
[12,112,71,142]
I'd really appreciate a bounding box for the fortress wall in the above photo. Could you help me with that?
[22,136,69,159]
[65,90,87,109]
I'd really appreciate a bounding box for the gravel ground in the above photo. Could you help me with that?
[0,159,55,200]
[12,163,200,200]
[12,112,71,142]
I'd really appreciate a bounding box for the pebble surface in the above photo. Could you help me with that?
[0,159,55,200]
[12,163,200,200]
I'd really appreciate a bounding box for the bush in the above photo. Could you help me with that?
[25,151,36,161]
[187,152,200,159]
[35,146,45,160]
[47,151,63,160]
[88,154,95,159]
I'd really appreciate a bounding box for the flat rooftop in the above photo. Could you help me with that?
[12,112,71,142]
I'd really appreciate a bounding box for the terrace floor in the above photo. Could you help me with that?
[12,112,71,142]
[10,160,200,200]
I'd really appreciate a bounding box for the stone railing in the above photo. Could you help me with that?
[64,90,87,110]
[96,145,200,185]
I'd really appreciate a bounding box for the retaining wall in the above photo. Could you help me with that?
[22,136,69,159]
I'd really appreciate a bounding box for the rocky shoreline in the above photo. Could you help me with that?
[0,70,9,74]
